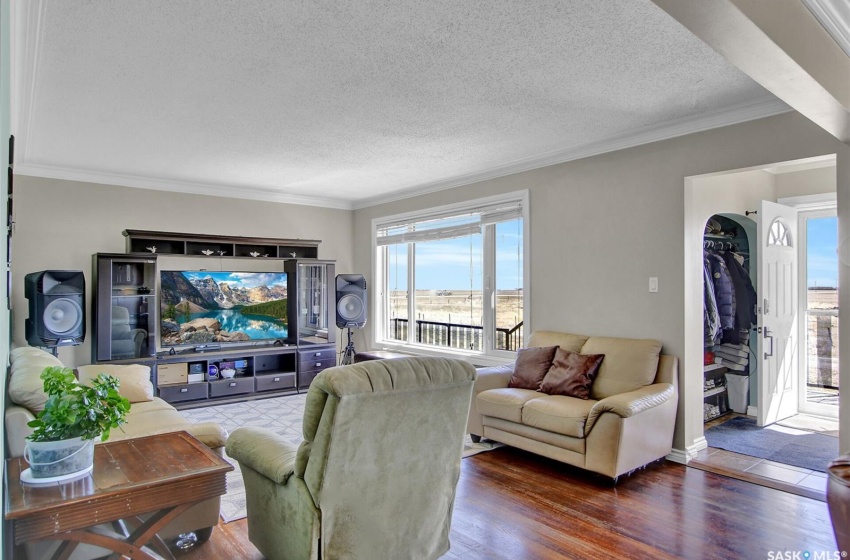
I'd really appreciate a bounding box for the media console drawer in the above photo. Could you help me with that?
[209,377,254,398]
[158,382,208,403]
[298,348,335,364]
[255,372,296,392]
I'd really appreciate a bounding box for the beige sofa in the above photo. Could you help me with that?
[467,331,679,480]
[5,346,228,557]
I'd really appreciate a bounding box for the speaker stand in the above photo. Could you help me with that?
[341,328,356,365]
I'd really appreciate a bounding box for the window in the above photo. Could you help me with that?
[374,192,527,359]
[768,219,791,246]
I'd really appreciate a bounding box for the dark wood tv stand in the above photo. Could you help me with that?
[92,235,337,408]
[103,343,335,409]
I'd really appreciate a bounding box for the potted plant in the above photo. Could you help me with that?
[24,366,131,479]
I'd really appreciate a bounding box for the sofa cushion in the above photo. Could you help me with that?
[509,346,557,390]
[539,349,604,399]
[581,337,662,399]
[76,363,154,403]
[8,348,65,412]
[521,395,597,438]
[528,331,588,353]
[476,388,540,423]
[106,398,191,441]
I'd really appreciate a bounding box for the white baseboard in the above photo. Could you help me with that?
[667,437,708,464]
[747,405,758,417]
[666,449,690,464]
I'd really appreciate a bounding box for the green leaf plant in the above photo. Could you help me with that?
[26,366,131,443]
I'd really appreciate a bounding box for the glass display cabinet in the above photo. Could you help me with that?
[286,260,336,388]
[92,253,158,362]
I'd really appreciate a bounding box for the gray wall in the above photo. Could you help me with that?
[353,111,850,452]
[775,165,837,199]
[11,176,354,366]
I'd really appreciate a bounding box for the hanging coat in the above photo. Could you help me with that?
[704,257,721,344]
[707,252,736,340]
[722,251,757,327]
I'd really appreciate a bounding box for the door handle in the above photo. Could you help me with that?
[763,327,774,360]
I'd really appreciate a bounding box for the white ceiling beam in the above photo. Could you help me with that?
[651,0,850,143]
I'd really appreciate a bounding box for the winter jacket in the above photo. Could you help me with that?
[704,257,721,344]
[721,251,757,328]
[707,252,736,333]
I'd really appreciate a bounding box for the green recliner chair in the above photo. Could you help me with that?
[226,357,477,560]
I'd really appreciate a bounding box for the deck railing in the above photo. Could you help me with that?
[807,309,839,390]
[389,319,523,351]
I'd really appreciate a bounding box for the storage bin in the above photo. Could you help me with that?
[725,373,749,414]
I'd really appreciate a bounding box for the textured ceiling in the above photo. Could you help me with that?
[14,0,784,208]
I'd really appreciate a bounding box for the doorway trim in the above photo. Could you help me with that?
[682,155,838,461]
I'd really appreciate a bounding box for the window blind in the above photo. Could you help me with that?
[376,200,522,246]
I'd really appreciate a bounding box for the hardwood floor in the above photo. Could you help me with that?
[177,447,837,560]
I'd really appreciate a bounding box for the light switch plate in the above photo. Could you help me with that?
[649,277,658,292]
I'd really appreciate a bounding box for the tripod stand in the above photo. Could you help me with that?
[341,327,357,365]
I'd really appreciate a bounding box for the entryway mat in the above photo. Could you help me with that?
[704,416,839,473]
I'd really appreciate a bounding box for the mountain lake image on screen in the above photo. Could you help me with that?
[160,270,288,347]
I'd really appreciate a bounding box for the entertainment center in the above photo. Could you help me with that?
[92,230,336,408]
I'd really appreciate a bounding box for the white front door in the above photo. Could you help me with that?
[757,200,799,426]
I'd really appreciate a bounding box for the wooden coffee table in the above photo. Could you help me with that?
[5,430,233,560]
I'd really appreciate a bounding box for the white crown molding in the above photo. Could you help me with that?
[353,96,791,210]
[15,96,789,212]
[14,163,354,210]
[802,0,850,58]
[11,0,45,165]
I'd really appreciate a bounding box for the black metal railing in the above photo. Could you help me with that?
[389,319,523,351]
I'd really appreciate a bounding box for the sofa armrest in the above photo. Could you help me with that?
[473,364,513,394]
[467,364,513,437]
[186,421,228,450]
[585,383,675,434]
[5,405,36,457]
[226,426,299,485]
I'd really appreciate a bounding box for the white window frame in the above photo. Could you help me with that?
[371,190,530,366]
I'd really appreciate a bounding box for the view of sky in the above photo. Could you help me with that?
[387,219,523,291]
[181,271,288,289]
[807,216,837,288]
[387,214,835,291]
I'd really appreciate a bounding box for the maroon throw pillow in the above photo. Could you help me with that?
[539,348,605,399]
[508,346,559,390]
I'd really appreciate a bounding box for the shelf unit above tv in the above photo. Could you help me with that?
[123,230,321,259]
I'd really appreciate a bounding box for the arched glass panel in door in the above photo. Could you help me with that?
[767,219,792,247]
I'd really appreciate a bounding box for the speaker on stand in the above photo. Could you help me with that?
[336,274,367,365]
[25,270,86,354]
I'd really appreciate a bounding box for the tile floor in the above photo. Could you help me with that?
[689,412,838,502]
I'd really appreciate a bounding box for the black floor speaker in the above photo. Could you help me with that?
[25,270,86,347]
[336,274,367,329]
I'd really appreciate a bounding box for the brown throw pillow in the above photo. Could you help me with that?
[508,346,559,390]
[539,348,605,399]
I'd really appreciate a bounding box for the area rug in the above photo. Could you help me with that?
[180,394,501,523]
[704,416,839,473]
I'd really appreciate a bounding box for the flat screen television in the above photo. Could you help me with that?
[160,270,288,348]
